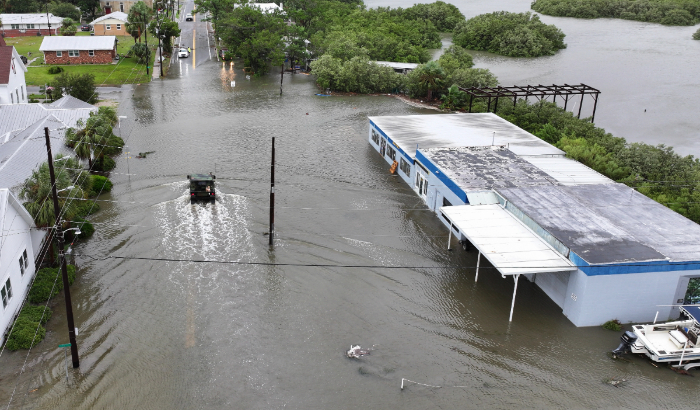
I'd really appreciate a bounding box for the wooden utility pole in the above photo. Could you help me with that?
[269,137,275,245]
[44,127,79,368]
[280,64,284,95]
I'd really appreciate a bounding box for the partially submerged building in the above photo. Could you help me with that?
[368,113,700,327]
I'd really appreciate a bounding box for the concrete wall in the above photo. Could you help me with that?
[0,198,37,345]
[561,269,700,327]
[534,271,570,308]
[44,49,114,65]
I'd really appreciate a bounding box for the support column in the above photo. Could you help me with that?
[577,92,584,118]
[475,251,481,282]
[591,93,599,123]
[447,222,453,250]
[509,274,520,322]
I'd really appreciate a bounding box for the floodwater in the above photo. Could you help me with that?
[1,1,699,409]
[371,0,700,157]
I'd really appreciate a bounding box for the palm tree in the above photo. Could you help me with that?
[19,160,84,228]
[417,61,446,101]
[127,1,153,43]
[65,108,117,169]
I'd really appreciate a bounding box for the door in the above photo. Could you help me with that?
[427,187,436,210]
[416,172,428,199]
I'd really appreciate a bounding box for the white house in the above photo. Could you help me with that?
[0,13,62,37]
[0,189,43,345]
[0,44,28,105]
[235,2,284,14]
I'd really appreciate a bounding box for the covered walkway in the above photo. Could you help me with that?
[441,204,577,321]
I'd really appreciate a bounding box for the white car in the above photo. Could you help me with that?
[185,13,193,21]
[178,48,189,58]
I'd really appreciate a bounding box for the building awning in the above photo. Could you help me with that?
[441,204,575,276]
[440,204,577,321]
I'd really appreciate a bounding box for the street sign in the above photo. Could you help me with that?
[58,343,71,348]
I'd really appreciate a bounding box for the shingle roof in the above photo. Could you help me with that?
[0,13,63,25]
[90,11,129,25]
[39,36,116,51]
[0,46,13,85]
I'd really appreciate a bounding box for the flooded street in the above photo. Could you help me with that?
[2,1,699,408]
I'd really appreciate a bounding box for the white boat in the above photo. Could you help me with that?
[612,305,700,370]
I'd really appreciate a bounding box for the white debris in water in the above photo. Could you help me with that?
[347,345,370,359]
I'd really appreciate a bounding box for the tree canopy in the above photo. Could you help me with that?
[453,11,567,57]
[531,0,700,26]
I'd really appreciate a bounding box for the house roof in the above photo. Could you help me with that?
[369,113,565,159]
[0,97,96,191]
[48,95,95,109]
[497,183,700,264]
[0,188,36,234]
[0,37,5,47]
[90,11,128,25]
[0,13,63,25]
[376,61,419,70]
[0,47,14,85]
[40,36,116,51]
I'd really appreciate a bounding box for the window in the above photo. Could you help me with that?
[387,146,396,161]
[11,24,20,30]
[106,24,111,30]
[400,157,411,177]
[69,50,79,57]
[371,129,380,145]
[56,50,62,57]
[19,250,28,275]
[27,24,35,29]
[1,278,12,309]
[89,50,95,56]
[116,24,121,30]
[443,196,452,207]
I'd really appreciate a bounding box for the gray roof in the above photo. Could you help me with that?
[48,95,95,109]
[369,113,565,158]
[376,61,419,70]
[420,146,558,191]
[40,36,116,51]
[90,11,128,24]
[0,98,95,191]
[0,13,63,25]
[497,184,700,264]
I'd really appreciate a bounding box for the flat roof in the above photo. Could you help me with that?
[376,61,419,70]
[497,183,700,264]
[522,156,613,185]
[368,113,565,159]
[441,204,576,275]
[420,146,558,192]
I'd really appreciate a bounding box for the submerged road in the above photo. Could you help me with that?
[2,1,699,408]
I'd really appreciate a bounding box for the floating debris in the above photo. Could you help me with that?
[669,366,693,376]
[137,151,156,159]
[604,377,627,387]
[347,345,370,359]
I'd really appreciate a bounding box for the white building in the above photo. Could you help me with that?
[235,3,284,14]
[0,44,28,105]
[0,13,62,36]
[368,113,700,327]
[0,189,43,345]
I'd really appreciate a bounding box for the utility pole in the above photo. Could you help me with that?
[145,22,150,76]
[44,127,79,368]
[156,17,164,78]
[269,137,275,246]
[280,64,284,95]
[46,3,52,36]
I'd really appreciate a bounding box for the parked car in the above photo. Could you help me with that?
[178,48,189,58]
[185,13,193,21]
[80,24,91,32]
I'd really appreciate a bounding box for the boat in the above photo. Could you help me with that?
[612,305,700,370]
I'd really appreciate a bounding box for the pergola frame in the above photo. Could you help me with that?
[458,83,601,123]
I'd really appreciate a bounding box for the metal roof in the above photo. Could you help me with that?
[48,95,95,109]
[90,12,128,25]
[497,183,700,264]
[40,36,116,51]
[0,13,63,25]
[369,113,565,159]
[420,146,558,192]
[441,204,576,275]
[376,61,419,70]
[522,156,613,185]
[0,98,95,137]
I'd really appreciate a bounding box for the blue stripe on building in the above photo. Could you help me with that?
[370,120,413,163]
[415,150,468,203]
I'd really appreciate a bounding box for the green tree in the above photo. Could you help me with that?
[127,1,153,43]
[130,42,152,64]
[19,160,84,227]
[51,72,98,104]
[406,60,445,100]
[4,0,40,13]
[437,45,474,74]
[61,18,78,36]
[65,107,118,169]
[194,0,234,44]
[149,17,182,54]
[694,28,700,40]
[402,1,465,32]
[50,2,81,21]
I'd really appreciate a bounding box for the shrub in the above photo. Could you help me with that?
[93,156,116,172]
[531,0,700,26]
[693,28,700,40]
[102,136,124,156]
[310,55,403,93]
[90,175,113,196]
[28,265,76,304]
[602,319,623,331]
[51,72,98,104]
[19,305,52,325]
[4,317,46,350]
[453,11,567,57]
[73,217,95,240]
[48,66,64,74]
[75,200,100,217]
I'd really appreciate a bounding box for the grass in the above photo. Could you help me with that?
[21,34,159,86]
[4,36,44,65]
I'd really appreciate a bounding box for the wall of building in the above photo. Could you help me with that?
[93,21,127,36]
[0,49,28,105]
[44,49,114,65]
[100,0,153,15]
[368,124,414,186]
[0,199,37,345]
[0,28,59,37]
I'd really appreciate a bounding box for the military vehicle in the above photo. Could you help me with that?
[187,173,216,201]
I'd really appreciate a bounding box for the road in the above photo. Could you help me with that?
[171,0,214,77]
